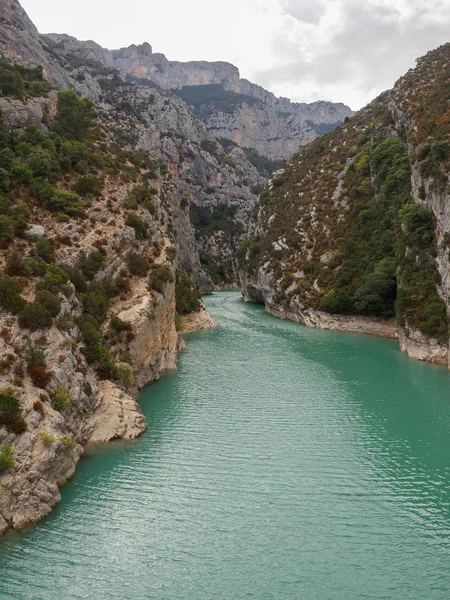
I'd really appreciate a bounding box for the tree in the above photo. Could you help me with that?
[54,89,97,141]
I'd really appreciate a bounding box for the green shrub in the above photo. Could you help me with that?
[110,315,130,332]
[9,163,33,185]
[117,364,134,388]
[124,185,155,213]
[0,168,9,192]
[0,215,14,241]
[175,271,200,314]
[61,437,76,449]
[78,315,102,345]
[51,384,73,411]
[125,213,148,239]
[67,266,87,293]
[40,432,55,447]
[36,237,53,261]
[96,347,118,380]
[48,190,85,216]
[149,266,174,294]
[0,388,20,424]
[23,257,47,277]
[73,175,103,197]
[35,290,61,318]
[127,252,149,276]
[0,444,15,472]
[81,292,108,323]
[54,89,97,141]
[25,340,45,366]
[78,250,105,280]
[0,275,26,314]
[18,302,53,331]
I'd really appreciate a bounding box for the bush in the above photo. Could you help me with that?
[125,213,148,239]
[117,364,134,388]
[354,257,397,317]
[79,250,104,280]
[0,444,15,472]
[0,168,10,193]
[28,362,53,389]
[175,271,200,314]
[96,347,118,380]
[25,340,45,366]
[48,190,85,216]
[40,432,55,447]
[54,89,97,141]
[35,290,61,318]
[79,314,102,345]
[0,275,25,314]
[51,384,73,411]
[124,185,155,212]
[127,252,149,276]
[36,238,53,261]
[0,388,20,424]
[73,175,103,197]
[9,415,26,434]
[18,302,53,331]
[61,437,76,449]
[81,292,108,323]
[150,266,174,294]
[0,215,14,241]
[23,257,46,277]
[110,315,130,332]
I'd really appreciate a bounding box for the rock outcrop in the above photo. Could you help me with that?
[42,34,352,159]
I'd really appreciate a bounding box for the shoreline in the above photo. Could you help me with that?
[262,302,449,368]
[0,305,215,540]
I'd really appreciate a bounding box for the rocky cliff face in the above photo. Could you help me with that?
[0,0,243,536]
[0,0,101,99]
[241,44,450,368]
[42,34,352,159]
[2,0,265,286]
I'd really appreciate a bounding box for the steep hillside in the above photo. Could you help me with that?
[41,34,352,159]
[0,0,263,536]
[241,44,450,367]
[0,0,264,288]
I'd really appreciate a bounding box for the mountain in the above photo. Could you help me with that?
[241,43,450,367]
[39,34,353,159]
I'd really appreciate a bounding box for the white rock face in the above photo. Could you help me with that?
[181,301,216,333]
[87,381,147,443]
[41,34,352,160]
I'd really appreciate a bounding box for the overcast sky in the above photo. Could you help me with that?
[20,0,450,110]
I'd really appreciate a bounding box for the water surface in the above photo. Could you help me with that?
[1,291,450,599]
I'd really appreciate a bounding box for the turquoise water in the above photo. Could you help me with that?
[1,290,450,599]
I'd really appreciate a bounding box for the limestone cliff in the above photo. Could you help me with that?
[241,44,450,368]
[42,34,352,160]
[0,0,231,537]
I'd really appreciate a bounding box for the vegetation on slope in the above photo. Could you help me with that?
[174,84,259,118]
[241,88,448,341]
[0,66,180,416]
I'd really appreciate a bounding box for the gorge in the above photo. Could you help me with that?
[0,5,450,595]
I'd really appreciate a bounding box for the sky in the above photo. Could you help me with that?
[20,0,450,110]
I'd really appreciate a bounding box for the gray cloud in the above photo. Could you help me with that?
[253,0,450,109]
[279,0,326,24]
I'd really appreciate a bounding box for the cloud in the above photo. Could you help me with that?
[251,0,450,109]
[19,0,450,110]
[279,0,326,24]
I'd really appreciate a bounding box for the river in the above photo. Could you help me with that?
[1,291,450,599]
